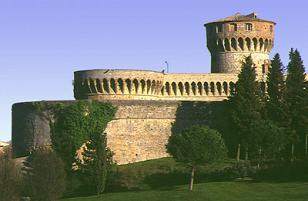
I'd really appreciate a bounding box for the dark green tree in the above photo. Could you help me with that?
[23,147,66,201]
[78,134,113,195]
[284,49,307,159]
[250,119,286,163]
[166,125,227,191]
[228,56,263,160]
[266,53,287,124]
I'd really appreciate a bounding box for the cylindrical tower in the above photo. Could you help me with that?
[205,12,275,76]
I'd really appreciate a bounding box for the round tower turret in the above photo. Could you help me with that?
[205,12,275,76]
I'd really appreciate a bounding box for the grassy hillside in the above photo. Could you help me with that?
[62,181,308,201]
[63,157,308,200]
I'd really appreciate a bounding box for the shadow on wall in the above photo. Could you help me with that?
[171,101,237,158]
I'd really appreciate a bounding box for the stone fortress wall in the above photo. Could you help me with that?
[12,100,180,164]
[15,13,306,164]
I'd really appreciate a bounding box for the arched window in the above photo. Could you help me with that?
[165,82,170,96]
[171,82,177,95]
[125,79,131,94]
[110,78,117,93]
[204,82,209,95]
[96,79,103,93]
[216,82,222,95]
[245,23,253,31]
[197,82,203,95]
[216,24,223,33]
[118,78,124,94]
[178,82,184,96]
[224,38,231,51]
[231,38,237,51]
[238,38,244,51]
[140,80,146,94]
[185,82,190,96]
[191,82,196,96]
[133,79,139,94]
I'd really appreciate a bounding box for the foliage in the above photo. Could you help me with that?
[167,125,227,165]
[166,125,227,190]
[0,147,21,201]
[249,119,286,160]
[23,147,66,201]
[284,49,307,157]
[51,101,116,196]
[77,134,113,195]
[51,101,116,169]
[266,53,287,124]
[228,56,263,158]
[107,158,256,192]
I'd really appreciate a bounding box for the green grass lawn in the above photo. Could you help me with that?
[62,181,308,201]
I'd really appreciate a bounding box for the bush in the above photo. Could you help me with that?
[0,148,21,201]
[23,147,66,201]
[107,158,259,191]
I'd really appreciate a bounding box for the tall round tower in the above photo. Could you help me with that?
[205,12,275,76]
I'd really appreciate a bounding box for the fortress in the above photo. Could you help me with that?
[12,13,277,164]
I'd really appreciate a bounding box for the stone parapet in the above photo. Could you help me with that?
[74,69,239,101]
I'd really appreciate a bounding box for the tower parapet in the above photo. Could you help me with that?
[205,12,275,76]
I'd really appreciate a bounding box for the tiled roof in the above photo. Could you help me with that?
[206,12,275,25]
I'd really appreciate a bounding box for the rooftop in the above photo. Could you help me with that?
[205,12,276,25]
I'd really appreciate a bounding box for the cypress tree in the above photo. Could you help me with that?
[266,53,286,124]
[285,49,307,159]
[229,56,262,160]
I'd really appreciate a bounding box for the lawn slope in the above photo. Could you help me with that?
[62,181,308,201]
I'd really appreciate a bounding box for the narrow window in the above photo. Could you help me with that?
[245,23,253,31]
[230,23,237,31]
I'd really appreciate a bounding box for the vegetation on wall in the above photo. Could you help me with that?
[51,100,117,195]
[51,101,116,169]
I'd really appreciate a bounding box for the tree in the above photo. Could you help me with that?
[23,147,66,201]
[284,49,307,159]
[228,56,263,160]
[77,133,113,195]
[266,53,287,124]
[0,147,21,201]
[250,119,286,163]
[166,125,227,191]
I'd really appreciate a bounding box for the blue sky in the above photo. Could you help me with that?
[0,0,307,141]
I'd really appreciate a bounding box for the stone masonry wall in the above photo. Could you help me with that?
[12,100,180,164]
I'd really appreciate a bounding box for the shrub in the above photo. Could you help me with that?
[23,147,66,201]
[0,147,21,201]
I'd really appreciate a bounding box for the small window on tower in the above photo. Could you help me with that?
[230,23,237,31]
[245,23,253,31]
[216,24,223,33]
[270,25,273,32]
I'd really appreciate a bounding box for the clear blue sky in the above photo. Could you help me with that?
[1,0,307,141]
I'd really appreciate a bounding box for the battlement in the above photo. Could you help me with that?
[74,69,238,102]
